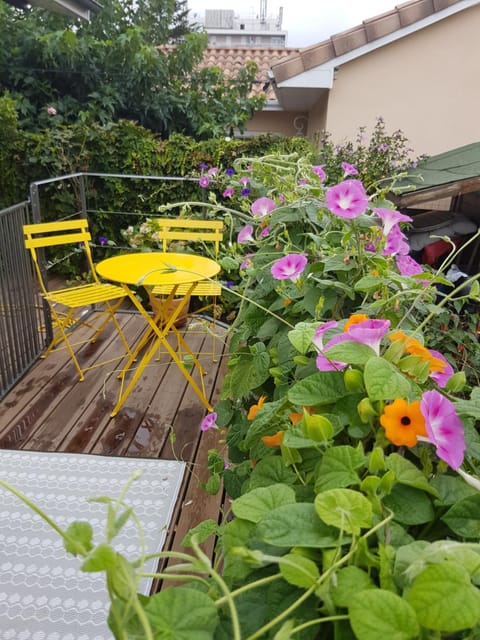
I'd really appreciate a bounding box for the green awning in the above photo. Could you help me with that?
[395,142,480,207]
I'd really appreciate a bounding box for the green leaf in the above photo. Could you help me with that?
[383,484,434,525]
[364,357,413,401]
[385,453,439,497]
[182,519,218,547]
[81,543,117,572]
[243,398,288,449]
[430,473,478,506]
[232,484,296,523]
[349,589,420,640]
[454,387,480,419]
[408,562,480,632]
[279,552,320,588]
[324,341,376,365]
[221,345,271,399]
[64,521,94,556]
[248,456,298,490]
[145,587,218,639]
[288,371,346,406]
[288,321,321,355]
[442,494,480,537]
[314,488,373,535]
[314,445,366,491]
[256,503,340,548]
[331,566,374,608]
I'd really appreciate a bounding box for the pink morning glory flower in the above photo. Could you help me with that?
[341,162,359,176]
[240,176,251,185]
[238,225,254,243]
[383,225,410,256]
[312,165,326,181]
[316,333,349,371]
[346,319,391,356]
[373,208,413,237]
[271,253,307,281]
[251,197,276,217]
[199,176,210,188]
[259,226,270,238]
[420,390,465,469]
[312,321,339,350]
[396,254,424,276]
[223,188,235,198]
[207,167,218,175]
[312,322,346,371]
[428,350,454,388]
[47,106,57,116]
[326,179,369,219]
[200,412,218,431]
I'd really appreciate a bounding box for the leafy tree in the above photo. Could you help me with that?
[0,1,264,138]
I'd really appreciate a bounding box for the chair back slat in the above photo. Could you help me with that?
[23,220,91,249]
[154,218,223,254]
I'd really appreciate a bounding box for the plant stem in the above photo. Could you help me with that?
[0,479,85,553]
[215,573,281,606]
[290,614,349,635]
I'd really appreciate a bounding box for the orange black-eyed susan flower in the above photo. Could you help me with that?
[247,395,266,420]
[389,331,446,374]
[261,431,284,447]
[344,313,369,332]
[380,398,427,447]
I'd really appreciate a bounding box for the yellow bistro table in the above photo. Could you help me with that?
[96,252,221,416]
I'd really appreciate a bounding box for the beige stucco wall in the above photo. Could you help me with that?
[245,109,308,137]
[314,5,480,157]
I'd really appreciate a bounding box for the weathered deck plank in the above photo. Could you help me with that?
[0,310,230,573]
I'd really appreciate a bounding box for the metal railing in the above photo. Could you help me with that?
[0,201,44,399]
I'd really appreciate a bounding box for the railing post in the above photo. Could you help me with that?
[79,174,88,219]
[29,182,41,223]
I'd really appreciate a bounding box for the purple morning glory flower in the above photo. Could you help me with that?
[241,188,251,197]
[420,390,465,469]
[200,412,218,431]
[271,253,307,281]
[226,168,235,176]
[373,208,413,237]
[326,179,369,219]
[98,236,108,246]
[341,162,359,176]
[383,225,410,256]
[238,225,254,243]
[251,197,276,217]
[312,165,326,181]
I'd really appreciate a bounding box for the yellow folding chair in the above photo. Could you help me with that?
[148,217,224,360]
[23,219,132,381]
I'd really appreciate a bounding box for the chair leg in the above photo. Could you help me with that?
[46,306,86,381]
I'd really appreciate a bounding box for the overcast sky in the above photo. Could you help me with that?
[187,0,400,47]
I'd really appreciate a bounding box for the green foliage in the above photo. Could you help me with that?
[0,1,263,138]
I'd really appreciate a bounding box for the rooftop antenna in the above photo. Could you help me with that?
[260,0,266,23]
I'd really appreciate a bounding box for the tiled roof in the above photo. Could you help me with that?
[160,45,300,100]
[271,0,472,84]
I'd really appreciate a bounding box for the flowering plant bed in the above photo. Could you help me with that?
[5,144,480,639]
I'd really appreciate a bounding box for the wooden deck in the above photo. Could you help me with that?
[0,309,230,573]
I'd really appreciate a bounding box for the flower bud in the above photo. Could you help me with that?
[382,340,405,364]
[343,368,365,392]
[445,371,466,393]
[357,397,378,424]
[303,413,333,442]
[368,446,386,473]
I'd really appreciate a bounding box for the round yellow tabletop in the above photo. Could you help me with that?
[96,252,220,286]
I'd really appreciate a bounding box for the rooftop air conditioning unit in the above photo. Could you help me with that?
[205,9,235,29]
